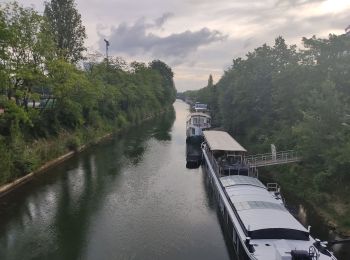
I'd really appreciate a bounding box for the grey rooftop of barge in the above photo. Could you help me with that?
[203,130,247,152]
[220,175,308,237]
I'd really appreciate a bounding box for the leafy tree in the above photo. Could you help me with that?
[207,74,213,87]
[150,60,176,104]
[1,1,54,108]
[46,59,97,130]
[0,2,176,185]
[183,34,350,224]
[44,0,86,63]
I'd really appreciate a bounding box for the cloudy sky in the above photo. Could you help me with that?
[18,0,350,91]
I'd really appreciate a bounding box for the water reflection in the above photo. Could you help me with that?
[151,108,175,141]
[2,101,346,259]
[0,109,175,260]
[0,102,231,260]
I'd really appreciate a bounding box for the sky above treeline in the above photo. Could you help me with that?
[17,0,350,91]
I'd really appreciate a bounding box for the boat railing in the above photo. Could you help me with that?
[202,145,261,260]
[245,150,301,167]
[201,143,258,260]
[204,146,222,177]
[267,183,280,193]
[248,166,259,178]
[204,146,258,178]
[189,122,211,128]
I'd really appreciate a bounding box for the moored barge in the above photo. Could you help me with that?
[186,112,211,143]
[201,130,337,260]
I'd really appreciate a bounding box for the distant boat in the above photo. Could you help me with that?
[192,102,208,113]
[186,112,211,143]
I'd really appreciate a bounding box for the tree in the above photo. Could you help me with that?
[207,74,213,87]
[44,0,86,63]
[1,2,54,108]
[150,60,176,104]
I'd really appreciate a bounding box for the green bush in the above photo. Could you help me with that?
[65,135,81,151]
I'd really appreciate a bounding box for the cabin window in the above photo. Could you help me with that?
[248,228,309,241]
[227,155,242,164]
[228,218,233,240]
[192,128,195,135]
[220,199,224,214]
[233,228,237,246]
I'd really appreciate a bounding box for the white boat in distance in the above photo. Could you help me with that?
[186,112,211,143]
[193,102,208,112]
[201,130,337,260]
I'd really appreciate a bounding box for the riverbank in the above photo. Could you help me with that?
[0,107,174,198]
[263,167,350,237]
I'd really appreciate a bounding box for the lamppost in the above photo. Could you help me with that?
[104,39,110,66]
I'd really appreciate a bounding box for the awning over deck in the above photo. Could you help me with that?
[203,130,247,152]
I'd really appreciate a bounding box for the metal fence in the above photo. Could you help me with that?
[245,150,301,167]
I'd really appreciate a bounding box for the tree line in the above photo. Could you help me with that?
[0,1,176,184]
[182,33,350,230]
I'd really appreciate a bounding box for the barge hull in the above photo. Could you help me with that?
[202,149,253,260]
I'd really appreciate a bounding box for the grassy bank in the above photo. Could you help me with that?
[0,107,172,188]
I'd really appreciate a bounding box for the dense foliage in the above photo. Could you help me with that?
[183,34,350,229]
[44,0,86,63]
[0,1,176,184]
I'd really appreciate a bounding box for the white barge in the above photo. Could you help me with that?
[186,112,211,143]
[201,130,337,260]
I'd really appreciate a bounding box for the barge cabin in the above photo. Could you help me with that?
[202,130,336,260]
[203,130,249,176]
[193,102,208,113]
[186,112,211,143]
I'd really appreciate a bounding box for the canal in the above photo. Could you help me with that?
[0,100,348,259]
[0,101,232,260]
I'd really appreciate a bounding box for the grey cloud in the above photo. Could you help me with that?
[274,0,326,7]
[100,14,227,60]
[155,12,174,27]
[263,10,350,41]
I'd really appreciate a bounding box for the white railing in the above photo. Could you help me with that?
[188,123,210,128]
[248,166,259,178]
[245,150,301,167]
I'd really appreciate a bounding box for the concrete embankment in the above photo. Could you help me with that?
[0,133,113,198]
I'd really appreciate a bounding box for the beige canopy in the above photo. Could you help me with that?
[203,130,247,152]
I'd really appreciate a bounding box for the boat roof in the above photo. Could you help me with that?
[187,112,211,118]
[203,130,246,152]
[220,175,309,240]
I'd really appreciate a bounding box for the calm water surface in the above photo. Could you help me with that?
[0,101,232,260]
[0,100,348,259]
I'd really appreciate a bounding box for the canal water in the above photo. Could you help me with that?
[0,101,232,260]
[0,100,348,259]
